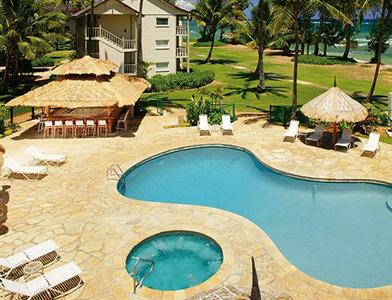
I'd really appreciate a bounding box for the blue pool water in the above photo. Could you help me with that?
[118,145,392,288]
[125,231,223,290]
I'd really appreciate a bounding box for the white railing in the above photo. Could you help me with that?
[176,47,188,58]
[88,26,136,50]
[176,26,188,36]
[124,64,137,75]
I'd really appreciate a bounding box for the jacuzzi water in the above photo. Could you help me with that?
[118,145,392,288]
[125,231,223,291]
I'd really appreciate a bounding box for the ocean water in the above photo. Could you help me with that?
[190,20,392,64]
[119,145,392,288]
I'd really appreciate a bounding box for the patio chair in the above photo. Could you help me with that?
[53,121,64,138]
[0,240,60,280]
[283,120,299,142]
[220,115,233,135]
[97,120,108,137]
[85,120,96,137]
[306,124,325,147]
[117,107,132,131]
[74,120,85,138]
[0,261,83,299]
[334,128,352,151]
[362,132,381,157]
[2,158,48,181]
[43,121,54,139]
[26,146,67,166]
[198,115,210,136]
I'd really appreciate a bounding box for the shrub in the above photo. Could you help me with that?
[0,106,8,135]
[186,96,229,126]
[31,56,55,67]
[148,70,215,92]
[297,55,356,65]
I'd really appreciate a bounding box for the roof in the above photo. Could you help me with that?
[72,0,189,17]
[52,56,118,76]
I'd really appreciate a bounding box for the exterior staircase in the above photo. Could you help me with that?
[90,26,136,52]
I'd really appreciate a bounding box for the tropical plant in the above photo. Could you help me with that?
[192,0,248,62]
[0,0,67,92]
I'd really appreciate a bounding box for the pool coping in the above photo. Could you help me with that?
[109,142,392,300]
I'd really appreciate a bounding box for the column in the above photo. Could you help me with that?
[187,14,190,73]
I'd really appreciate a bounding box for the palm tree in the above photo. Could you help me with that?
[0,0,66,92]
[363,0,391,102]
[136,0,144,77]
[192,0,248,63]
[256,0,266,92]
[270,0,350,118]
[339,0,360,60]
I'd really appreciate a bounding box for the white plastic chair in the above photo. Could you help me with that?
[64,120,74,138]
[198,115,210,136]
[283,120,299,142]
[220,115,233,135]
[85,120,96,137]
[74,120,85,138]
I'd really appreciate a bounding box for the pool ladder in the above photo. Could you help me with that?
[131,257,154,294]
[106,164,124,181]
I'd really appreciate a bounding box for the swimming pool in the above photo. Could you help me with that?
[125,231,223,291]
[118,145,392,288]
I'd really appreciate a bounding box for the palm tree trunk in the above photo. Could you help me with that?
[1,51,11,93]
[292,0,300,119]
[323,42,327,56]
[257,0,266,93]
[314,13,324,56]
[88,0,95,56]
[366,0,387,102]
[342,24,351,60]
[206,29,216,63]
[137,0,144,77]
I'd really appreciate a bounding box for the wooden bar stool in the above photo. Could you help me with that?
[64,120,74,138]
[54,120,64,138]
[85,120,96,137]
[43,121,54,138]
[74,120,85,137]
[97,120,108,137]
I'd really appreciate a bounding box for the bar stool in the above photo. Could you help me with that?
[85,120,96,137]
[97,120,108,137]
[74,120,85,137]
[54,120,64,138]
[43,121,54,138]
[64,120,74,138]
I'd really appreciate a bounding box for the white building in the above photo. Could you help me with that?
[73,0,190,76]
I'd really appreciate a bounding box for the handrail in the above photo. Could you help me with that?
[176,26,188,35]
[176,47,188,58]
[131,256,154,294]
[106,164,124,181]
[89,26,136,50]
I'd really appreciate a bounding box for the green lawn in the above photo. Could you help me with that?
[144,45,392,113]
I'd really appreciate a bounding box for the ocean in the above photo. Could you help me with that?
[189,20,392,65]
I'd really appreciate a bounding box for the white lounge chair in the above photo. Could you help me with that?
[26,146,67,166]
[220,115,233,135]
[0,262,83,299]
[198,115,211,136]
[334,128,352,151]
[283,120,299,142]
[362,132,381,157]
[0,240,60,279]
[2,158,48,181]
[306,124,325,147]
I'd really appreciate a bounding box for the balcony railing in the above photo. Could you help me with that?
[176,47,188,58]
[176,26,188,36]
[88,26,136,50]
[124,64,137,75]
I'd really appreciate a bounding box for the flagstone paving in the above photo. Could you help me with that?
[1,110,392,299]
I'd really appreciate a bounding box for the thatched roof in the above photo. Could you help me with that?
[51,56,118,76]
[300,87,368,123]
[6,75,151,108]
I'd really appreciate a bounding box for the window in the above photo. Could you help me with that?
[155,40,169,50]
[156,62,169,73]
[156,18,169,27]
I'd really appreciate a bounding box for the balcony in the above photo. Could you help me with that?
[176,47,188,58]
[176,26,188,36]
[124,64,137,75]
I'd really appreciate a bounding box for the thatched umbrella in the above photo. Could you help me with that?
[6,56,151,109]
[300,86,368,142]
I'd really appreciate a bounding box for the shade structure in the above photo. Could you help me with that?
[51,55,118,76]
[6,75,151,108]
[300,87,368,123]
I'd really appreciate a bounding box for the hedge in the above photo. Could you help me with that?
[297,55,356,65]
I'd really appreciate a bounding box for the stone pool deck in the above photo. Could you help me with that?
[1,110,392,300]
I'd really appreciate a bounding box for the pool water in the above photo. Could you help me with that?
[125,231,223,290]
[119,145,392,288]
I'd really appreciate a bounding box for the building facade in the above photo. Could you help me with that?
[73,0,190,76]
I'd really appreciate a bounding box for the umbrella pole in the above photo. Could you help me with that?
[333,122,337,144]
